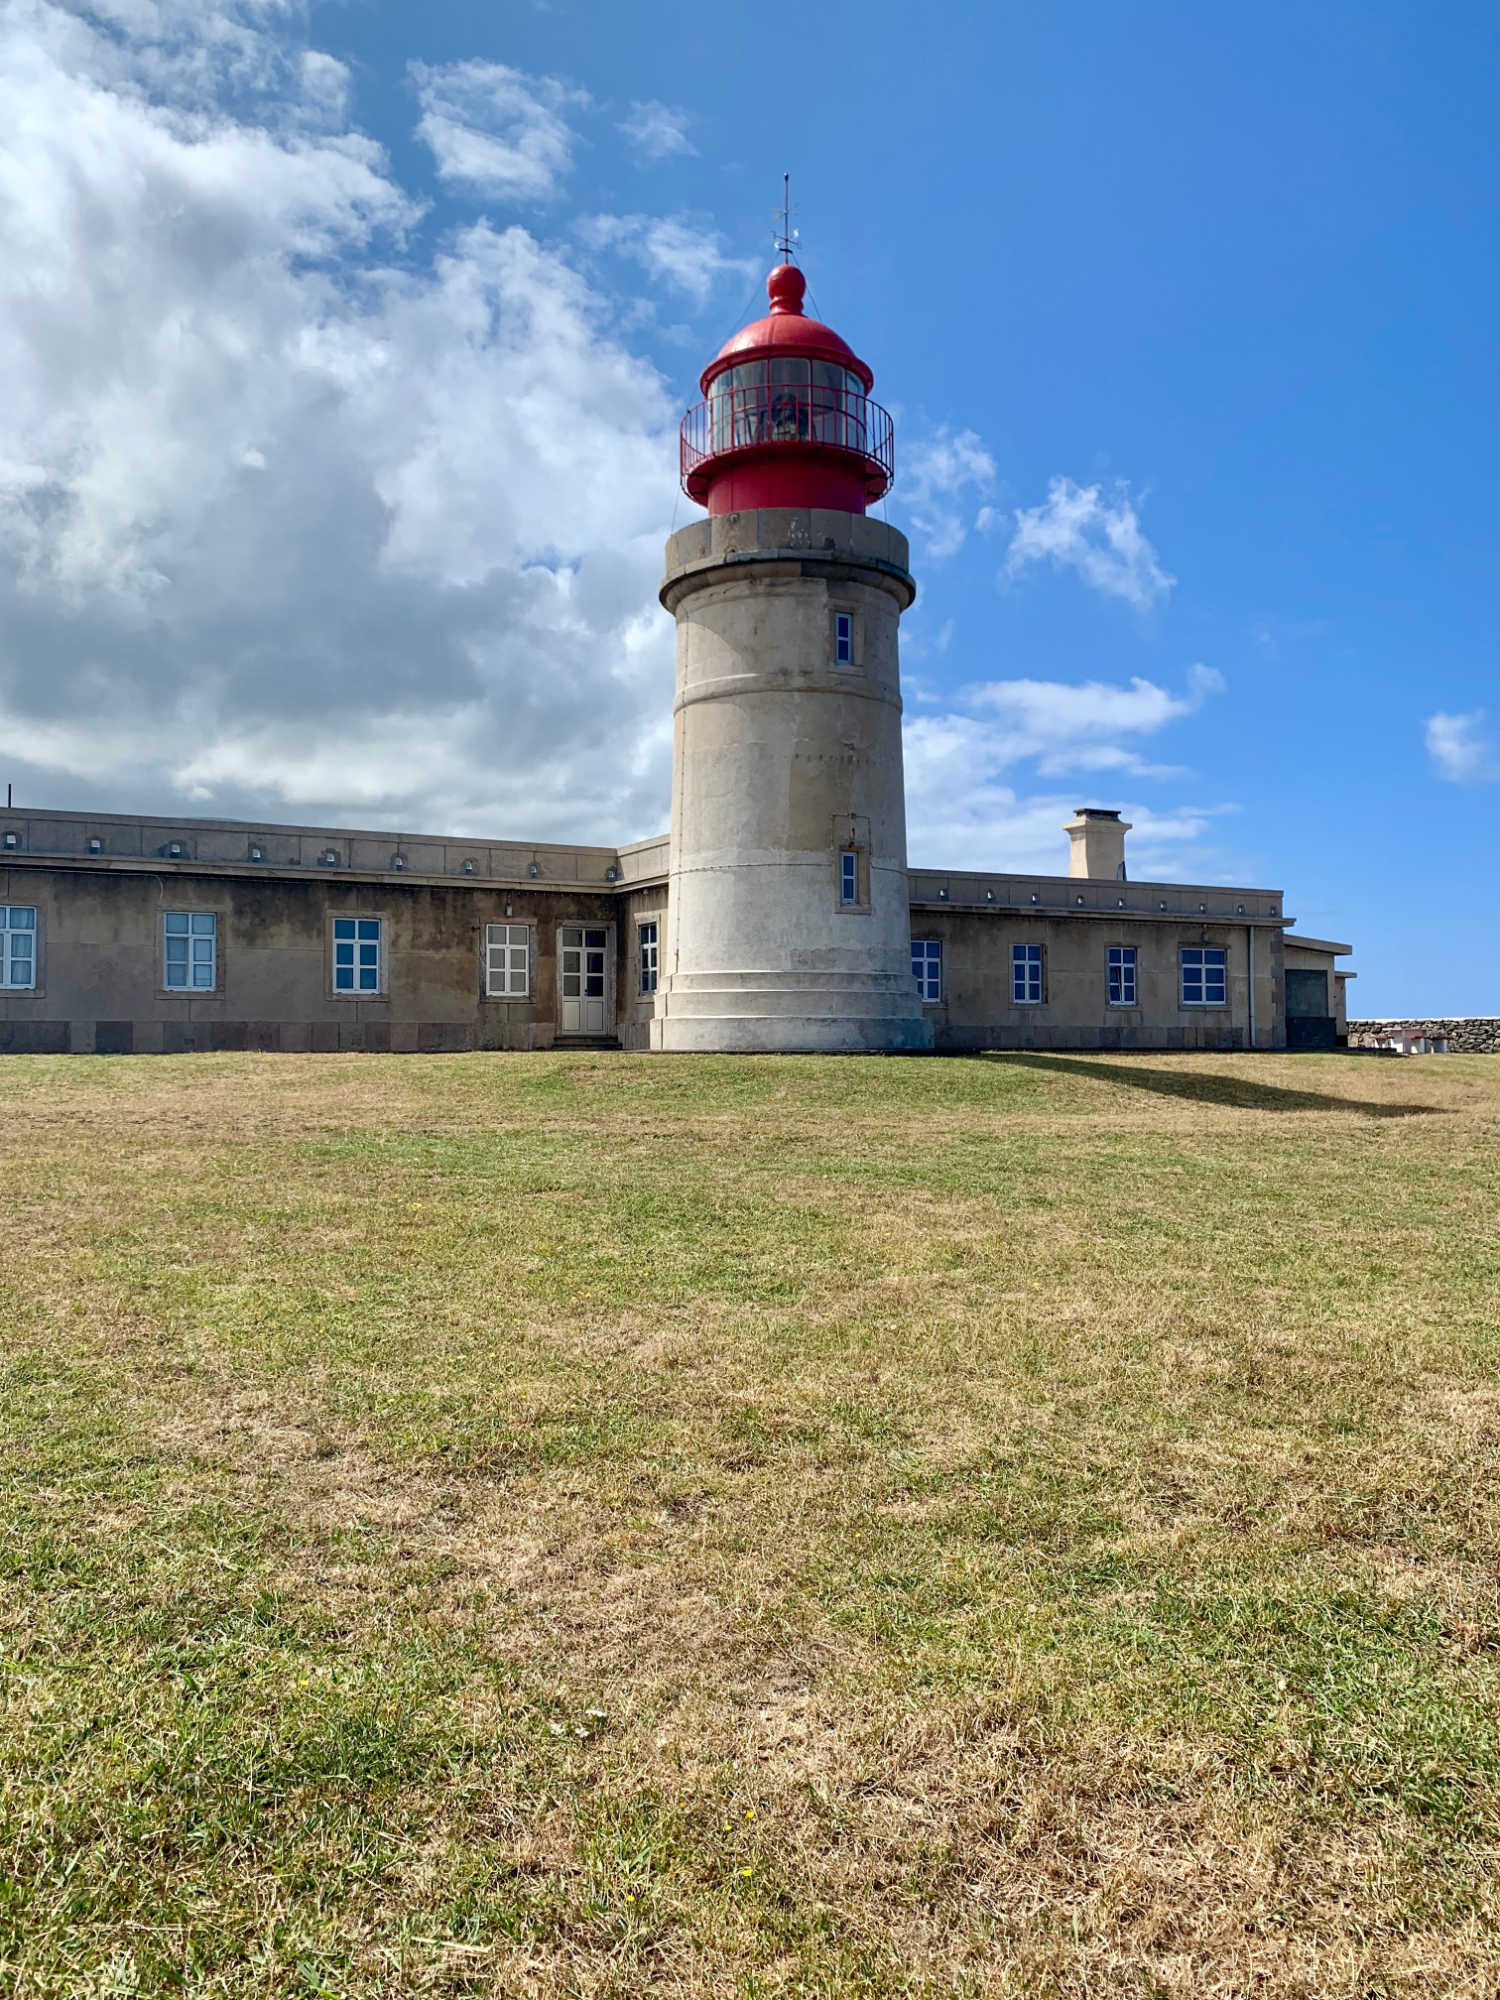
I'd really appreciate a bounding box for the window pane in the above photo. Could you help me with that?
[585,929,607,947]
[333,919,355,940]
[190,913,215,935]
[335,966,353,990]
[357,919,380,940]
[563,973,580,998]
[165,912,189,935]
[770,357,809,385]
[192,964,214,989]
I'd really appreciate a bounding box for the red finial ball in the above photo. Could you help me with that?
[766,263,806,316]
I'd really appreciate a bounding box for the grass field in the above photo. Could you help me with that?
[2,1049,1499,1998]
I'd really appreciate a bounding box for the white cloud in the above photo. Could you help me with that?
[0,5,682,842]
[898,425,996,560]
[1425,709,1494,783]
[1004,476,1175,611]
[902,664,1228,873]
[411,58,586,201]
[576,213,754,308]
[618,99,694,162]
[902,714,1230,876]
[957,663,1223,776]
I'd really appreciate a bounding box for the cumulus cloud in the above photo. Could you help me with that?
[412,58,586,201]
[957,663,1223,776]
[0,5,680,841]
[618,99,694,162]
[902,713,1229,876]
[903,664,1229,873]
[1425,709,1494,783]
[1003,476,1175,611]
[898,426,996,561]
[576,213,755,308]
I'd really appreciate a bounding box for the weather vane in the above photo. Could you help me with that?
[773,172,799,262]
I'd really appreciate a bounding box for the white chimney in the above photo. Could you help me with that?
[1065,808,1131,881]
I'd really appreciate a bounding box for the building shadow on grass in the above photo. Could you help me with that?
[982,1052,1442,1119]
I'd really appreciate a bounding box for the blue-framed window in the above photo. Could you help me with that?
[639,920,659,994]
[911,937,942,1003]
[1107,945,1137,1006]
[1180,946,1226,1006]
[839,849,859,905]
[333,917,382,993]
[0,905,36,989]
[163,911,216,991]
[833,611,854,665]
[1012,942,1042,1004]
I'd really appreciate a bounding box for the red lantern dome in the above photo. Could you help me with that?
[679,264,894,516]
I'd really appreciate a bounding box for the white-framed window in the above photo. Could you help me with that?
[1108,945,1137,1007]
[485,922,530,998]
[1181,946,1227,1006]
[639,920,659,995]
[0,905,36,989]
[332,916,382,994]
[911,937,942,1003]
[163,911,217,991]
[833,611,854,665]
[839,849,859,906]
[1012,942,1042,1004]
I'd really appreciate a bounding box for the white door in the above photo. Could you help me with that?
[559,925,610,1034]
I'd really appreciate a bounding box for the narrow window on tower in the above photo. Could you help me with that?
[639,920,659,995]
[839,849,859,906]
[833,610,854,666]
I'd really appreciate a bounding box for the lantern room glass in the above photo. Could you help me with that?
[709,360,870,454]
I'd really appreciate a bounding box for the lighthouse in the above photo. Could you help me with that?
[650,260,933,1053]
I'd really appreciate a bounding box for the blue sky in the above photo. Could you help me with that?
[2,2,1497,1012]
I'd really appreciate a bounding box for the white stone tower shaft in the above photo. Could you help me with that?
[650,506,932,1053]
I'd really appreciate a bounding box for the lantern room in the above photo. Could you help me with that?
[679,264,894,516]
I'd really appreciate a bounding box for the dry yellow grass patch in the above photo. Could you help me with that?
[2,1048,1499,1996]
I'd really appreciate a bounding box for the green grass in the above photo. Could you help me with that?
[2,1048,1499,1996]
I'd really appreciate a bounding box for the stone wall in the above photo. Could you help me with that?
[1348,1018,1500,1052]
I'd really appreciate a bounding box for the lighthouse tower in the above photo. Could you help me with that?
[650,261,933,1053]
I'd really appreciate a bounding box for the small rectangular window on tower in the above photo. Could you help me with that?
[639,920,658,994]
[833,611,854,665]
[839,849,859,906]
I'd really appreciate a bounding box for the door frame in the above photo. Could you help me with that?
[556,921,614,1036]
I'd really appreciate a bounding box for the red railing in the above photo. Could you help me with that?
[680,386,894,494]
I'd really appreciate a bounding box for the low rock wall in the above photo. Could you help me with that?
[1347,1018,1500,1052]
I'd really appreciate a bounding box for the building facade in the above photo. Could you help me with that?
[0,801,1351,1056]
[0,262,1353,1057]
